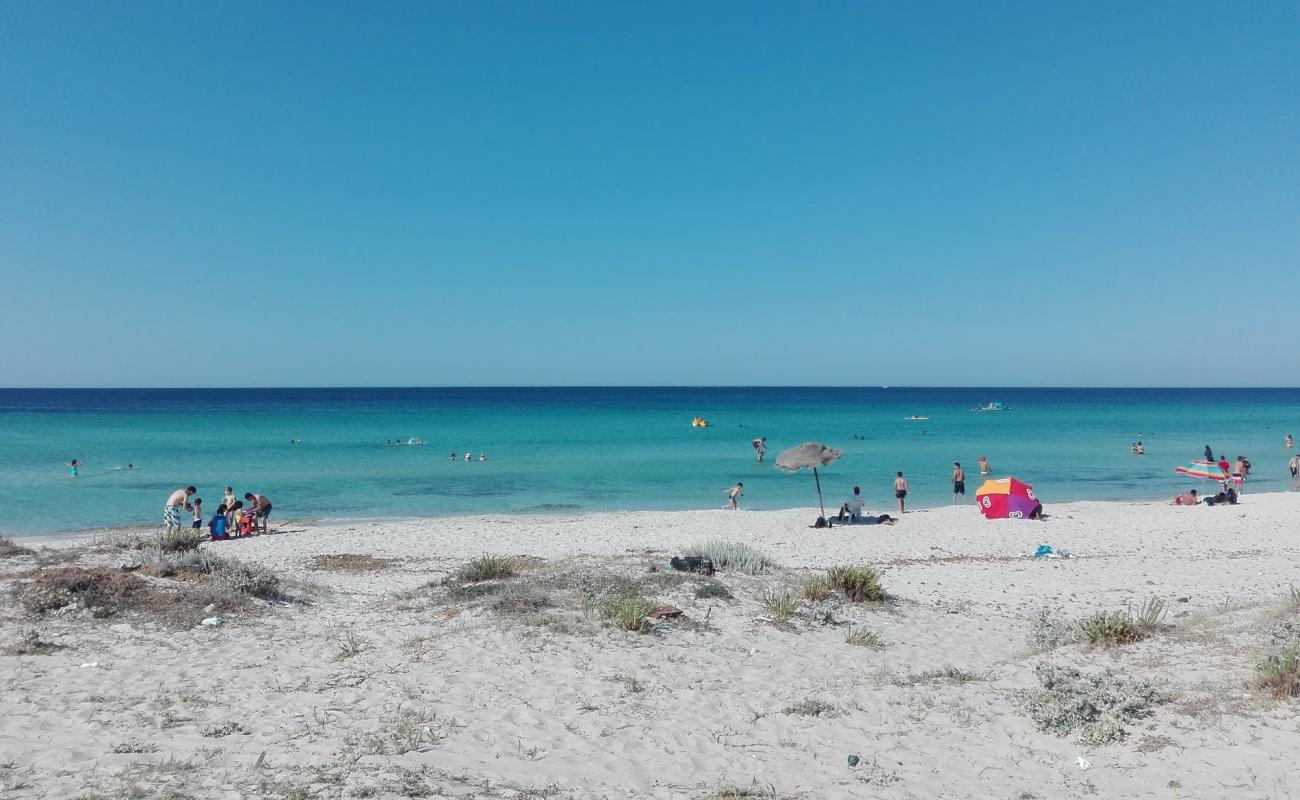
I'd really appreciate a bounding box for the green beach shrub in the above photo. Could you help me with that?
[845,626,885,648]
[447,554,517,584]
[207,556,284,599]
[1256,641,1300,698]
[159,529,203,553]
[598,595,656,632]
[825,565,884,602]
[760,590,800,621]
[1079,611,1144,646]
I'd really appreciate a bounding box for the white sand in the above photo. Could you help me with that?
[3,493,1300,798]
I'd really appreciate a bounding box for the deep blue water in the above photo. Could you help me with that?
[1,387,1297,535]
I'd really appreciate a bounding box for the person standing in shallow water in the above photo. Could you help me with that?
[894,472,908,514]
[977,455,990,475]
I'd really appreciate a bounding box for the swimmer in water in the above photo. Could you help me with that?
[450,452,457,461]
[465,452,472,462]
[68,459,79,478]
[977,455,990,475]
[479,454,486,461]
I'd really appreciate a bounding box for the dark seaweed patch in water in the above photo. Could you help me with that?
[533,503,581,511]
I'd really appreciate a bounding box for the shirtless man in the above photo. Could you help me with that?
[725,482,743,511]
[244,492,273,534]
[893,472,908,514]
[1290,454,1300,489]
[1231,457,1246,493]
[164,486,196,534]
[752,437,767,463]
[952,462,965,504]
[977,455,990,475]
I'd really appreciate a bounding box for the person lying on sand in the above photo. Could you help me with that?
[1172,490,1199,506]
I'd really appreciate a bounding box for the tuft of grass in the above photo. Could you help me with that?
[693,583,733,601]
[1135,596,1168,631]
[598,595,656,632]
[159,529,203,553]
[705,783,786,799]
[687,541,773,575]
[781,698,839,717]
[452,554,517,584]
[4,628,64,656]
[798,577,831,602]
[759,590,800,621]
[353,706,447,755]
[1256,641,1300,698]
[825,565,884,602]
[845,626,885,648]
[492,585,554,614]
[1079,611,1144,647]
[0,536,35,558]
[1285,585,1300,612]
[894,666,982,685]
[333,629,367,660]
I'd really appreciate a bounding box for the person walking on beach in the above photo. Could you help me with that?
[977,455,990,475]
[1290,454,1300,489]
[752,437,768,462]
[952,462,965,504]
[725,482,743,510]
[244,492,272,534]
[894,472,908,514]
[164,486,196,534]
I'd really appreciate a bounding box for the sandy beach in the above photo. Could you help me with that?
[4,494,1300,799]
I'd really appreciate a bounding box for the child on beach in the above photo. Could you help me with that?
[725,482,743,510]
[229,501,245,536]
[191,498,203,529]
[209,505,229,539]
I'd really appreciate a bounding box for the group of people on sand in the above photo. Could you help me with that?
[164,486,272,539]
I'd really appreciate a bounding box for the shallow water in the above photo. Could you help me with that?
[1,387,1295,534]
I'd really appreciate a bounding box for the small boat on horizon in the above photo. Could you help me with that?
[972,401,1011,412]
[905,415,929,421]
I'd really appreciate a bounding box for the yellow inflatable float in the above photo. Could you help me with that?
[691,417,709,428]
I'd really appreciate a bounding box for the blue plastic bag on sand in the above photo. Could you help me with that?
[1033,545,1053,558]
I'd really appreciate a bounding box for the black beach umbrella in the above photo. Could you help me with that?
[775,442,844,520]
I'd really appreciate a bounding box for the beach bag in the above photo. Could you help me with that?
[670,556,714,576]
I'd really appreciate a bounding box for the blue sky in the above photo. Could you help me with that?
[2,1,1297,387]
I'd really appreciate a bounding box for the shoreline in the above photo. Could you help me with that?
[10,488,1290,547]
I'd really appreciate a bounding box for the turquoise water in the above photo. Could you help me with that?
[1,387,1297,536]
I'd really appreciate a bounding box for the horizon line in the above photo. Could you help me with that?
[3,384,1299,391]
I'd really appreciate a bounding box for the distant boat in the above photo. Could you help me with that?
[972,401,1011,412]
[905,415,929,421]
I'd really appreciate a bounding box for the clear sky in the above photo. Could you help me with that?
[2,1,1297,387]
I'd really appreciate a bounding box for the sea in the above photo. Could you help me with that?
[1,387,1296,536]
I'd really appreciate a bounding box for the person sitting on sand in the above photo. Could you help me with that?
[1029,503,1045,520]
[837,486,866,521]
[1172,489,1199,506]
[209,505,229,539]
[1203,489,1238,506]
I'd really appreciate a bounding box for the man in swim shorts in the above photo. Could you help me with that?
[245,492,272,534]
[952,462,965,504]
[164,486,196,533]
[893,472,908,514]
[1231,457,1246,492]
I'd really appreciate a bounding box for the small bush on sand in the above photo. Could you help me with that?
[206,556,284,599]
[845,626,885,648]
[0,536,34,558]
[688,541,772,575]
[760,590,800,621]
[4,629,63,655]
[598,595,656,632]
[1256,641,1300,698]
[1135,596,1168,631]
[825,566,884,602]
[447,555,516,584]
[1016,663,1166,745]
[159,529,203,553]
[782,698,839,717]
[1027,606,1082,651]
[15,567,151,616]
[351,707,448,755]
[1079,611,1144,647]
[799,577,831,602]
[693,583,733,601]
[492,585,554,614]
